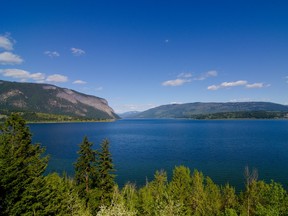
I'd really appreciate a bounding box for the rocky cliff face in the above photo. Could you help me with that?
[0,80,119,120]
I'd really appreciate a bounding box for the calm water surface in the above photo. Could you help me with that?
[29,119,288,191]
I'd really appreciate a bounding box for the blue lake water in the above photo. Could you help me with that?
[29,119,288,191]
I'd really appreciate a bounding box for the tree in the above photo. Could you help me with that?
[204,177,222,215]
[74,136,97,199]
[121,183,138,213]
[97,139,116,206]
[190,170,206,215]
[221,184,238,212]
[243,166,258,216]
[138,181,154,215]
[74,137,116,214]
[241,180,288,216]
[0,113,48,215]
[168,166,192,214]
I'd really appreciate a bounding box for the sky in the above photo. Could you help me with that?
[0,0,288,113]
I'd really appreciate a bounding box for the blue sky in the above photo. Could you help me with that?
[0,0,288,113]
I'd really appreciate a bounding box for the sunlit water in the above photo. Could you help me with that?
[29,119,288,191]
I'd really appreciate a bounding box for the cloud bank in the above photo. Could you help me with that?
[0,69,68,83]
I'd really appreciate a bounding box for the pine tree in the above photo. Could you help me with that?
[0,113,48,215]
[168,166,192,215]
[74,136,97,199]
[97,139,116,206]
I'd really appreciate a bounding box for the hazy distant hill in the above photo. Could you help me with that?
[135,102,288,119]
[0,80,119,121]
[118,111,141,118]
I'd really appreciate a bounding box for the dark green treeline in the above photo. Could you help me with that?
[1,114,288,215]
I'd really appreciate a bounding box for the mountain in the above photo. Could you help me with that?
[135,102,288,119]
[118,111,141,118]
[0,80,119,121]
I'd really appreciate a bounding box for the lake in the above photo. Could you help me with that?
[29,119,288,191]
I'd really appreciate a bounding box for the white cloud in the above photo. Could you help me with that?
[195,70,218,80]
[162,72,192,87]
[170,101,183,104]
[71,47,85,56]
[73,80,87,84]
[207,80,247,90]
[44,51,60,57]
[208,80,270,90]
[245,83,265,88]
[178,72,192,78]
[46,74,68,83]
[207,85,220,90]
[0,69,70,83]
[162,78,190,86]
[0,35,14,50]
[162,70,217,87]
[0,69,45,82]
[0,51,24,65]
[30,73,46,81]
[221,80,248,87]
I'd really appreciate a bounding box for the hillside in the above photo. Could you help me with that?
[0,80,119,121]
[135,102,288,119]
[118,111,141,118]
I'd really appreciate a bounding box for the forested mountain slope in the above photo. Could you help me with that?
[136,102,288,119]
[0,80,119,121]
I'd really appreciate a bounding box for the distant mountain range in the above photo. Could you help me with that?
[0,80,119,121]
[133,102,288,119]
[1,80,287,121]
[118,111,141,118]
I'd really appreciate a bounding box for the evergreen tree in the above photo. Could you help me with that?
[0,113,48,215]
[97,139,116,206]
[121,183,138,213]
[74,136,97,199]
[190,170,206,215]
[221,184,238,212]
[168,166,192,215]
[204,177,222,215]
[138,181,154,215]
